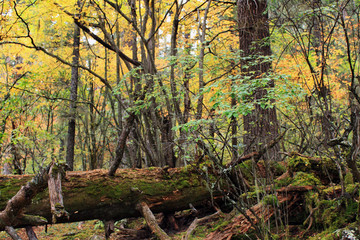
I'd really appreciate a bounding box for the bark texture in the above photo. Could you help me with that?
[238,0,279,160]
[0,166,50,230]
[66,8,81,171]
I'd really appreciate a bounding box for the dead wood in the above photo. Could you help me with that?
[5,226,22,240]
[25,226,38,240]
[0,167,213,230]
[113,227,151,240]
[104,220,115,239]
[205,193,301,240]
[276,185,314,193]
[0,165,50,230]
[47,163,69,223]
[137,201,171,240]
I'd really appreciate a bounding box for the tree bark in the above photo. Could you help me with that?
[66,3,81,171]
[238,0,279,161]
[5,226,22,240]
[108,113,136,176]
[0,167,213,230]
[25,226,38,240]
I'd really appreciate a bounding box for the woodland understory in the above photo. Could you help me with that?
[2,0,360,239]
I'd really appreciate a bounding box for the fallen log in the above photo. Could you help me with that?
[0,168,213,229]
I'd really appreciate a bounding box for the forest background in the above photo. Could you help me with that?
[1,0,360,239]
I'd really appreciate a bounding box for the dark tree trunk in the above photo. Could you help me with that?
[108,114,136,176]
[161,116,176,168]
[230,56,238,162]
[311,0,333,145]
[89,81,97,170]
[348,95,360,182]
[66,8,81,171]
[10,121,23,175]
[238,0,279,160]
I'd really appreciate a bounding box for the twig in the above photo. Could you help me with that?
[228,130,287,168]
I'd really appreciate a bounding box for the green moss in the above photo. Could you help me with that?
[314,198,358,230]
[262,194,278,206]
[0,177,29,209]
[274,176,292,188]
[287,154,339,184]
[307,229,334,240]
[291,172,321,186]
[257,160,286,177]
[344,172,354,185]
[288,155,311,172]
[322,185,342,195]
[240,188,264,201]
[212,220,231,232]
[346,183,358,194]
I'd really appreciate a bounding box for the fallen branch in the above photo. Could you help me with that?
[137,201,171,240]
[5,226,22,240]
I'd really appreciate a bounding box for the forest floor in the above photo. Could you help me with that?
[1,154,360,239]
[0,205,358,240]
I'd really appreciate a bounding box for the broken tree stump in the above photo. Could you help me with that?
[47,162,69,223]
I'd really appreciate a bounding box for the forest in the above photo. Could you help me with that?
[1,0,360,239]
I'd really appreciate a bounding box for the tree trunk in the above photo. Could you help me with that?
[10,121,23,175]
[66,4,81,171]
[349,95,360,182]
[0,167,212,230]
[196,0,212,120]
[237,0,279,160]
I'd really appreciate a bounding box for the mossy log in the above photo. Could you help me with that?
[287,152,340,183]
[0,168,212,229]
